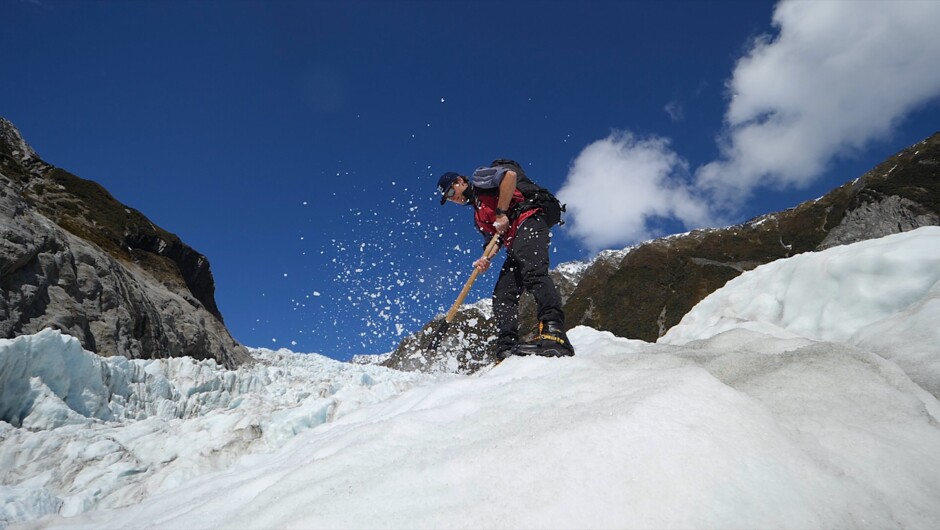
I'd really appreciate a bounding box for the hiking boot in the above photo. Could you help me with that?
[495,344,516,361]
[515,321,575,357]
[494,337,522,361]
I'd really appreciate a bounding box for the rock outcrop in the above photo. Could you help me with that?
[0,117,250,368]
[388,132,940,373]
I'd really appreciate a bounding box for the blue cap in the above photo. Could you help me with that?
[438,172,460,205]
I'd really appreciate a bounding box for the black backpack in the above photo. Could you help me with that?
[490,158,566,227]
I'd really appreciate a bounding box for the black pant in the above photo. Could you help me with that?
[493,215,564,349]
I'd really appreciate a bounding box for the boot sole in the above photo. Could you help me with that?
[514,346,574,358]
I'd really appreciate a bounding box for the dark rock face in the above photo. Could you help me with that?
[386,301,496,374]
[0,117,250,368]
[389,132,940,373]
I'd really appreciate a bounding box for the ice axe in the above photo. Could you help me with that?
[426,233,502,352]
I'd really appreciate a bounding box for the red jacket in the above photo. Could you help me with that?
[473,189,540,249]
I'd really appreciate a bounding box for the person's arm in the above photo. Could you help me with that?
[496,170,517,213]
[493,170,517,233]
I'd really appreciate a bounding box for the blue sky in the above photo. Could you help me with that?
[4,0,939,359]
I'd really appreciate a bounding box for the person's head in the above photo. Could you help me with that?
[438,172,471,205]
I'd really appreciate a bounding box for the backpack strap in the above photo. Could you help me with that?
[491,158,566,227]
[491,159,531,183]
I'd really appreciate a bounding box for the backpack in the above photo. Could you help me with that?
[487,158,566,227]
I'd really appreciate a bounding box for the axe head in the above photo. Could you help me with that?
[425,319,451,352]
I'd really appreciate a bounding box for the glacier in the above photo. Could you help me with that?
[2,227,940,529]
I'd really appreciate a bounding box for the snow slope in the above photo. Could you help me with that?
[662,226,940,396]
[0,335,436,526]
[3,227,940,529]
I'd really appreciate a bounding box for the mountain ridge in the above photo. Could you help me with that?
[0,117,250,367]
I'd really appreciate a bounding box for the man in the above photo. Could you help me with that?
[437,163,574,360]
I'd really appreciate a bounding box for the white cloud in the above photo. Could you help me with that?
[563,0,940,252]
[557,132,712,251]
[698,0,940,204]
[664,100,684,122]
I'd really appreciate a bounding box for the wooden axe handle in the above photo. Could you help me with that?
[444,233,501,322]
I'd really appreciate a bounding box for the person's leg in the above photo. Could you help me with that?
[512,216,564,324]
[492,254,524,359]
[511,216,574,357]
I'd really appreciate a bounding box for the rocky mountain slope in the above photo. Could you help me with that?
[0,117,250,368]
[387,132,940,373]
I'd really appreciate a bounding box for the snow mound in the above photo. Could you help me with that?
[30,328,940,529]
[661,226,940,396]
